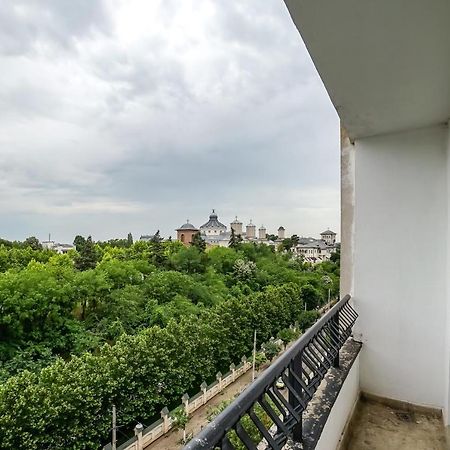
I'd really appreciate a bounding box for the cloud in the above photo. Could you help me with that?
[0,0,112,55]
[0,0,340,242]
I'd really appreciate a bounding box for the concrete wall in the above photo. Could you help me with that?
[340,126,355,298]
[316,354,360,450]
[445,122,450,425]
[352,125,448,411]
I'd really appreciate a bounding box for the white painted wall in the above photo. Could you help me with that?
[353,125,448,411]
[315,354,360,450]
[445,122,450,425]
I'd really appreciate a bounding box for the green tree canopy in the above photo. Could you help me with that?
[24,236,42,250]
[191,232,206,252]
[74,236,98,271]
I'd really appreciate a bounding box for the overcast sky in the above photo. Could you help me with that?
[0,0,339,243]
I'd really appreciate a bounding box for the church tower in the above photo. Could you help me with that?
[246,220,256,239]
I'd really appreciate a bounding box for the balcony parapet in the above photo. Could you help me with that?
[183,295,358,450]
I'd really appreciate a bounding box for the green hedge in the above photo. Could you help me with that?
[0,283,317,449]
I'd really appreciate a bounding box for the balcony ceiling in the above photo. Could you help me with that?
[284,0,450,139]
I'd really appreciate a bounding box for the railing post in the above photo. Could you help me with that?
[134,423,144,450]
[230,363,236,382]
[182,393,190,415]
[332,310,340,368]
[200,381,207,404]
[161,407,170,433]
[216,371,223,390]
[289,350,303,443]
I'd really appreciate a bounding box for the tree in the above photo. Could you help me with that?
[74,236,98,271]
[330,244,341,265]
[280,238,293,252]
[277,327,301,345]
[233,259,257,282]
[150,231,167,266]
[127,233,133,247]
[0,233,341,449]
[228,228,243,249]
[24,236,42,250]
[191,232,206,252]
[290,235,300,247]
[172,407,189,443]
[73,235,86,252]
[254,351,268,370]
[262,339,281,361]
[300,284,322,310]
[170,246,205,274]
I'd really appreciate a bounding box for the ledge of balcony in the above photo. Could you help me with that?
[284,338,362,450]
[303,338,362,449]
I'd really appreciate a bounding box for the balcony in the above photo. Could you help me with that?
[183,295,361,449]
[182,296,447,449]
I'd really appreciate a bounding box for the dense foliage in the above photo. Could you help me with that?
[0,237,339,449]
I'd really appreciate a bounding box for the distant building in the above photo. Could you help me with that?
[53,243,75,254]
[200,210,227,236]
[246,220,256,239]
[320,229,337,245]
[176,221,199,245]
[258,225,266,240]
[42,240,55,250]
[293,230,338,264]
[230,217,243,235]
[176,210,288,249]
[42,239,74,254]
[199,210,230,247]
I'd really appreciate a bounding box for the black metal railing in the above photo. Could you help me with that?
[183,294,357,450]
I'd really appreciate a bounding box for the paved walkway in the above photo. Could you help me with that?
[145,369,255,450]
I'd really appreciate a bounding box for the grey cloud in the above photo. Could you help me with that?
[0,0,112,55]
[0,0,340,242]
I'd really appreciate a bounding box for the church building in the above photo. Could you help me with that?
[176,221,199,245]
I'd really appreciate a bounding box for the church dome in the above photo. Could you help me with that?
[177,221,198,231]
[200,209,226,229]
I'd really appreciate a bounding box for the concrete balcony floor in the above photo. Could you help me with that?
[344,396,447,450]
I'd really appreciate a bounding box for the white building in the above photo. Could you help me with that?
[320,229,337,245]
[42,240,75,254]
[294,234,337,264]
